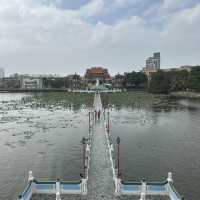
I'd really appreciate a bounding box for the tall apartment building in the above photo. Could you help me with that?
[143,52,160,77]
[0,68,5,79]
[146,52,160,71]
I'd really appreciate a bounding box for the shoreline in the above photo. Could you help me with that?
[169,91,200,99]
[0,89,69,93]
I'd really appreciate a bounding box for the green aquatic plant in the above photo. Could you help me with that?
[101,91,173,110]
[31,92,94,110]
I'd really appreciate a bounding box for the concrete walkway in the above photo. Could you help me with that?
[87,93,115,200]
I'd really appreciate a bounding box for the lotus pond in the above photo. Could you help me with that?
[0,92,93,199]
[0,91,200,200]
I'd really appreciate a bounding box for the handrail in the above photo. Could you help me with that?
[21,181,32,198]
[169,182,182,199]
[33,180,56,184]
[61,180,82,184]
[121,181,141,185]
[147,181,168,185]
[122,181,168,185]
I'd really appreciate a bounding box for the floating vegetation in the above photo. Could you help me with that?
[101,91,183,112]
[0,92,93,112]
[32,92,93,110]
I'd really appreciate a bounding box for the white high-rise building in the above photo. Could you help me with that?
[146,52,160,71]
[143,52,160,77]
[0,68,4,79]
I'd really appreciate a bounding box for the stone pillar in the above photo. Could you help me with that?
[28,171,34,182]
[81,178,87,195]
[56,192,61,200]
[141,180,146,197]
[56,179,61,200]
[115,178,121,195]
[140,192,146,200]
[167,172,173,183]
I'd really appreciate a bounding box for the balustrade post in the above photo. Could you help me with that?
[141,180,146,197]
[28,171,34,182]
[81,178,87,195]
[56,192,61,200]
[140,192,146,200]
[56,179,61,200]
[167,172,173,183]
[115,177,121,195]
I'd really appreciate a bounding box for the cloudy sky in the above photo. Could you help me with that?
[0,0,200,76]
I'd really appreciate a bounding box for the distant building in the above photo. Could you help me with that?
[112,73,124,89]
[161,68,180,72]
[21,76,43,89]
[67,73,81,89]
[161,65,200,73]
[0,77,20,89]
[0,68,5,79]
[85,67,110,84]
[143,52,160,76]
[146,52,160,70]
[180,65,200,72]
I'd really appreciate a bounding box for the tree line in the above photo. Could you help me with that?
[148,67,200,94]
[38,67,200,93]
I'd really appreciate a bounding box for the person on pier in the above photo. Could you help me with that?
[98,110,101,120]
[95,110,97,122]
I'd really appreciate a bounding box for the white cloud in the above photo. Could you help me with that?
[0,0,199,75]
[160,4,200,66]
[113,0,130,7]
[78,0,105,18]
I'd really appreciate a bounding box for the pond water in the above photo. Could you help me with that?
[0,92,200,200]
[101,92,200,200]
[0,92,93,200]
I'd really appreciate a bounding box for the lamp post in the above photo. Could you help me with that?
[116,137,121,178]
[81,137,86,179]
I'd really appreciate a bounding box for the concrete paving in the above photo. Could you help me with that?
[86,93,115,200]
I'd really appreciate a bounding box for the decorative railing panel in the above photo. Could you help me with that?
[61,181,81,194]
[21,182,33,200]
[122,183,141,194]
[167,183,182,200]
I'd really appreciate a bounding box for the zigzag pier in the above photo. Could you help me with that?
[18,92,184,200]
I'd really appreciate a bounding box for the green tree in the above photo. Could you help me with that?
[170,70,189,91]
[148,71,171,94]
[124,71,147,88]
[43,77,66,88]
[188,67,200,91]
